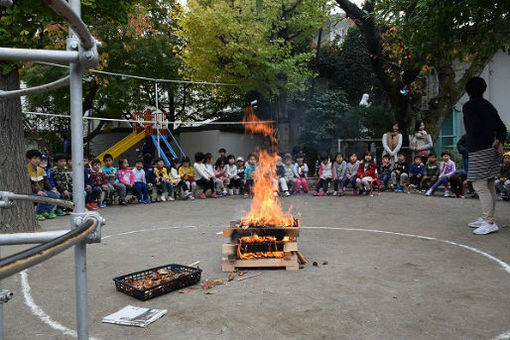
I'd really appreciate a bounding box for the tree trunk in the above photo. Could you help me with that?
[275,90,291,153]
[0,67,39,232]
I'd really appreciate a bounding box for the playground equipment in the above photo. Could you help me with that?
[0,1,104,339]
[97,109,185,165]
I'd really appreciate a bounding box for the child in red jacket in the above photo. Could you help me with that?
[356,152,379,195]
[90,159,108,208]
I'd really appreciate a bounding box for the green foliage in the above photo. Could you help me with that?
[351,105,395,139]
[318,27,385,105]
[179,0,330,102]
[299,89,357,151]
[376,0,510,64]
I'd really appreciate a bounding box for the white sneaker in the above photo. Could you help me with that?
[468,217,485,228]
[168,197,175,201]
[160,196,166,202]
[332,191,338,196]
[228,189,234,196]
[444,190,450,197]
[284,191,290,197]
[473,222,499,235]
[425,189,432,196]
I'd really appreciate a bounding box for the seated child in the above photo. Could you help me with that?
[340,153,359,195]
[225,155,240,195]
[379,155,392,190]
[26,150,60,221]
[293,153,309,194]
[276,156,289,196]
[101,154,127,205]
[333,153,346,195]
[425,151,456,197]
[205,153,223,195]
[408,156,424,190]
[314,153,334,196]
[495,152,510,199]
[133,159,150,203]
[89,159,108,208]
[391,152,409,193]
[355,152,378,195]
[52,153,72,215]
[84,163,101,210]
[235,157,246,195]
[421,153,439,191]
[118,158,135,203]
[154,158,174,201]
[214,157,229,196]
[179,157,197,195]
[143,153,156,199]
[194,152,216,198]
[169,160,194,200]
[282,155,296,196]
[244,154,258,196]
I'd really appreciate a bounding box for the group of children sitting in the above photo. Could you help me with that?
[26,145,510,221]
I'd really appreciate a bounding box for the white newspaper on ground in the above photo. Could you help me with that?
[102,305,167,328]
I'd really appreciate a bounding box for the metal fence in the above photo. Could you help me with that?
[0,1,104,339]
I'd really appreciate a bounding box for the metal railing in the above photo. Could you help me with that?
[0,1,103,339]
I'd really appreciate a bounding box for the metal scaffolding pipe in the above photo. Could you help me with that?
[0,76,70,98]
[43,0,95,50]
[0,48,78,63]
[0,230,69,246]
[0,219,96,280]
[0,192,74,209]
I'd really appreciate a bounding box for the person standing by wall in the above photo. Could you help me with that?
[464,77,507,235]
[410,120,433,164]
[382,122,402,165]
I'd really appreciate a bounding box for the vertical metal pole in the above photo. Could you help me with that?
[155,82,160,158]
[0,247,3,340]
[69,1,89,339]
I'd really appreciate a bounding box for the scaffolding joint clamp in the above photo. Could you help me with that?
[0,290,13,304]
[71,211,105,244]
[0,191,15,209]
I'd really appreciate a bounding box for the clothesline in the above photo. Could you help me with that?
[23,111,274,126]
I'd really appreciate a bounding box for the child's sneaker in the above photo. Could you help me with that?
[200,193,206,199]
[228,189,234,196]
[444,189,450,197]
[425,189,433,196]
[168,196,175,201]
[43,211,56,219]
[353,189,358,196]
[313,191,319,196]
[160,196,166,202]
[86,202,98,210]
[188,195,195,200]
[36,214,46,221]
[119,199,127,206]
[304,190,308,194]
[284,191,290,197]
[222,190,228,196]
[332,191,338,196]
[99,202,107,208]
[365,190,370,196]
[338,189,343,196]
[55,208,66,216]
[473,221,499,235]
[319,191,325,196]
[212,192,218,198]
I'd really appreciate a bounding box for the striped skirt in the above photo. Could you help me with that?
[467,147,500,181]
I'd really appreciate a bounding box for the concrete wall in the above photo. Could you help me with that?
[178,130,264,159]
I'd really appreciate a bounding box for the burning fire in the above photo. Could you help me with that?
[240,107,299,228]
[237,234,292,259]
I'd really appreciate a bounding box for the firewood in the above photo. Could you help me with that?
[188,261,200,267]
[237,272,263,281]
[295,251,308,264]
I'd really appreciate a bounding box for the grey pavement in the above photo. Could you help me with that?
[3,193,510,340]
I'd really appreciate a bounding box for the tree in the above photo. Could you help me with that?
[22,0,183,154]
[334,0,510,138]
[178,0,330,151]
[299,89,356,152]
[0,0,137,231]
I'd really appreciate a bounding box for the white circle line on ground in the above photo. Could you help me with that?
[20,226,510,340]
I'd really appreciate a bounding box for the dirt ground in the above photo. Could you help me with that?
[2,193,510,340]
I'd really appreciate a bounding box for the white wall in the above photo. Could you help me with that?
[454,50,510,126]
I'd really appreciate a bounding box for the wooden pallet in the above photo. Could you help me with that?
[221,254,299,271]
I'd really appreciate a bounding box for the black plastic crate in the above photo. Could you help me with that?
[113,264,202,301]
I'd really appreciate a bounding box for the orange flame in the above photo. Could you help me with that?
[236,234,285,259]
[240,106,298,228]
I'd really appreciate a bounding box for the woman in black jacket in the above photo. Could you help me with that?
[463,77,507,235]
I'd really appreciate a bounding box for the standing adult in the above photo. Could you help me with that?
[382,122,402,165]
[61,133,71,157]
[410,120,433,164]
[463,77,506,235]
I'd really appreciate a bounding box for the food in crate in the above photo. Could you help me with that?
[127,268,185,290]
